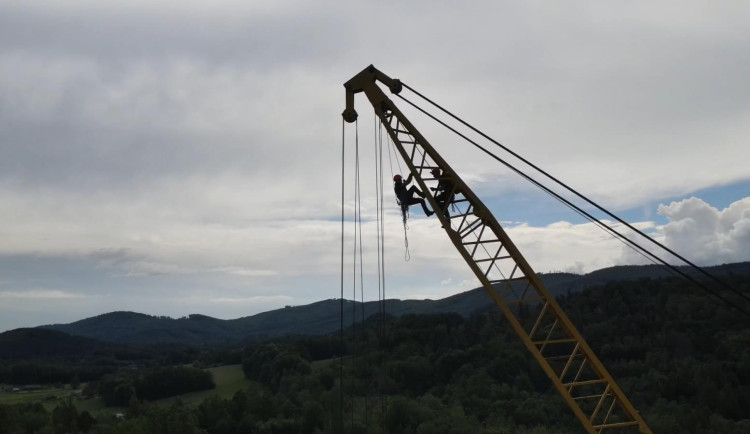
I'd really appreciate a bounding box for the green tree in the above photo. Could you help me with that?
[243,343,311,392]
[77,411,96,433]
[69,374,81,390]
[301,401,324,434]
[197,395,231,434]
[51,399,79,434]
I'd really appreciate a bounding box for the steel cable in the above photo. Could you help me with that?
[401,82,750,307]
[396,93,750,319]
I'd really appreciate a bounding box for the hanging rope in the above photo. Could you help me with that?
[338,118,345,432]
[385,126,403,178]
[402,222,411,262]
[350,119,362,430]
[344,110,397,430]
[376,117,388,418]
[373,117,383,334]
[382,121,413,261]
[372,114,384,424]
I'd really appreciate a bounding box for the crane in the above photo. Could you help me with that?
[342,65,652,434]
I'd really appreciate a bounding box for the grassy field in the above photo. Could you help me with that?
[0,364,252,413]
[0,386,73,407]
[311,357,337,371]
[155,364,252,406]
[0,385,106,413]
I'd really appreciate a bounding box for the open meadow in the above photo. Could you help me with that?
[0,364,251,415]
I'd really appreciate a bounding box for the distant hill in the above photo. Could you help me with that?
[36,262,750,347]
[0,328,107,358]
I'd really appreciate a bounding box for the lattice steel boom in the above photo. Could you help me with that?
[343,65,652,434]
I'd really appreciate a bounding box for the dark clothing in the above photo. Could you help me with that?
[394,179,411,203]
[432,174,456,217]
[394,174,433,216]
[401,186,432,215]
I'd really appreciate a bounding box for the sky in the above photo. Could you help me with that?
[1,1,749,332]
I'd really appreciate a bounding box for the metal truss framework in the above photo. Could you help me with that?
[343,65,652,434]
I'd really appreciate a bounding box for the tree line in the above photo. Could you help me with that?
[97,366,215,406]
[1,273,749,433]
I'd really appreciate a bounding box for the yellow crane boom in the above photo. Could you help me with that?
[343,65,652,434]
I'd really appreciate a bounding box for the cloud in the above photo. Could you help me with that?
[505,220,654,275]
[208,295,292,305]
[2,1,750,332]
[213,267,278,278]
[0,289,84,300]
[654,197,750,265]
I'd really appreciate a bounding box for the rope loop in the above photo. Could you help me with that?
[403,222,410,262]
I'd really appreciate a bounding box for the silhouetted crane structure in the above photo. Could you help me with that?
[342,65,652,433]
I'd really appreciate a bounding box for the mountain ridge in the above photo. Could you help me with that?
[30,261,750,347]
[0,328,108,358]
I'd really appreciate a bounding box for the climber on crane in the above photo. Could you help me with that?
[430,168,455,217]
[393,173,434,219]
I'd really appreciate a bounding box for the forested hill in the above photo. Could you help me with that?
[0,328,107,358]
[238,269,750,433]
[34,261,750,347]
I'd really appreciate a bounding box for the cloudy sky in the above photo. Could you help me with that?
[1,1,749,331]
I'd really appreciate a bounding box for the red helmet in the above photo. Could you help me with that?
[393,174,402,182]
